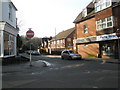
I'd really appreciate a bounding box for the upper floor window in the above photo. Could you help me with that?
[96,16,113,30]
[9,4,13,21]
[95,0,111,12]
[84,24,88,34]
[82,8,87,17]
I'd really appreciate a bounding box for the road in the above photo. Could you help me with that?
[2,55,120,88]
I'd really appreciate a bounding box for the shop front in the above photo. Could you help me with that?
[97,33,119,59]
[0,22,18,59]
[76,36,99,58]
[0,31,1,57]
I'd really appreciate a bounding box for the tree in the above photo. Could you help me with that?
[17,34,23,54]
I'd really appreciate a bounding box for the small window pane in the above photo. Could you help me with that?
[107,16,112,21]
[101,18,106,23]
[4,32,9,55]
[84,25,88,33]
[107,22,112,27]
[106,0,110,7]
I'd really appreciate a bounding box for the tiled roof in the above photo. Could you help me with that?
[73,2,95,23]
[51,27,75,41]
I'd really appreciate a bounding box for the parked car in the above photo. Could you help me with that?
[61,50,82,60]
[32,51,40,55]
[25,50,33,54]
[26,50,40,55]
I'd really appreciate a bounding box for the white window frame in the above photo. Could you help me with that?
[82,8,87,17]
[96,16,113,31]
[84,24,88,34]
[95,0,112,12]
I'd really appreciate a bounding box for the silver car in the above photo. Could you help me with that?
[61,50,82,60]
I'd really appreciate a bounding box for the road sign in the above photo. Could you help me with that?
[116,29,120,37]
[26,29,34,38]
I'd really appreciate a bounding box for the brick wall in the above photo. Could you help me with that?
[77,43,99,58]
[96,8,112,21]
[96,8,114,35]
[113,4,120,30]
[76,17,96,39]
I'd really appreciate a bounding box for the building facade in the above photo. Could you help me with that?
[49,27,75,54]
[95,0,120,58]
[0,0,18,59]
[74,2,99,58]
[74,0,120,59]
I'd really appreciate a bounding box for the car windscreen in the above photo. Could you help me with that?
[69,51,74,53]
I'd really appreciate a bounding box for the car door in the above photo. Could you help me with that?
[63,51,69,59]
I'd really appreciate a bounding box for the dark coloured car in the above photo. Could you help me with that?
[32,51,40,55]
[26,50,40,55]
[61,50,82,60]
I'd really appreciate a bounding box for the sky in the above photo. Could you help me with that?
[12,0,93,38]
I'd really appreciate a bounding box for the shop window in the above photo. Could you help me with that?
[96,16,113,30]
[9,35,15,55]
[4,32,15,56]
[102,43,113,56]
[4,32,9,55]
[0,31,1,56]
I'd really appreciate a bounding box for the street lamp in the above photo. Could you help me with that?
[116,29,120,60]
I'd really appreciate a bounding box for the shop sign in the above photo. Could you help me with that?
[76,36,97,44]
[97,33,118,41]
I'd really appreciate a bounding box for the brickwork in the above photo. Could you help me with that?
[95,8,112,21]
[76,16,99,58]
[76,17,96,39]
[113,5,120,30]
[77,43,99,58]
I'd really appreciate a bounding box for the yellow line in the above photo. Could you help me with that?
[101,60,106,64]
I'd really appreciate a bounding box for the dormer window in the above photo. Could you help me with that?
[95,0,112,12]
[82,8,87,17]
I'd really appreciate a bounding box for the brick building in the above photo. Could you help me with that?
[74,2,99,58]
[95,0,120,59]
[49,27,75,54]
[74,0,120,59]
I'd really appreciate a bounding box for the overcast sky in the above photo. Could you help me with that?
[12,0,93,38]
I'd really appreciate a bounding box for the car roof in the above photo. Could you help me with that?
[62,50,73,52]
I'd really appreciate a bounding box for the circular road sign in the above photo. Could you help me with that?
[116,29,120,37]
[26,29,34,38]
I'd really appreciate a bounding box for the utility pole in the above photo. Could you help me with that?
[55,28,57,50]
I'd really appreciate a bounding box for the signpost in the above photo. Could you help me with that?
[26,28,34,67]
[116,29,120,60]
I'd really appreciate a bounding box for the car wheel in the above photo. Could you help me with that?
[68,56,72,60]
[79,58,82,60]
[61,56,64,60]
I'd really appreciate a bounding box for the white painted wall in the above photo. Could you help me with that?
[0,0,17,28]
[0,0,2,21]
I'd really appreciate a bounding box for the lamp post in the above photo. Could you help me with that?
[116,29,120,60]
